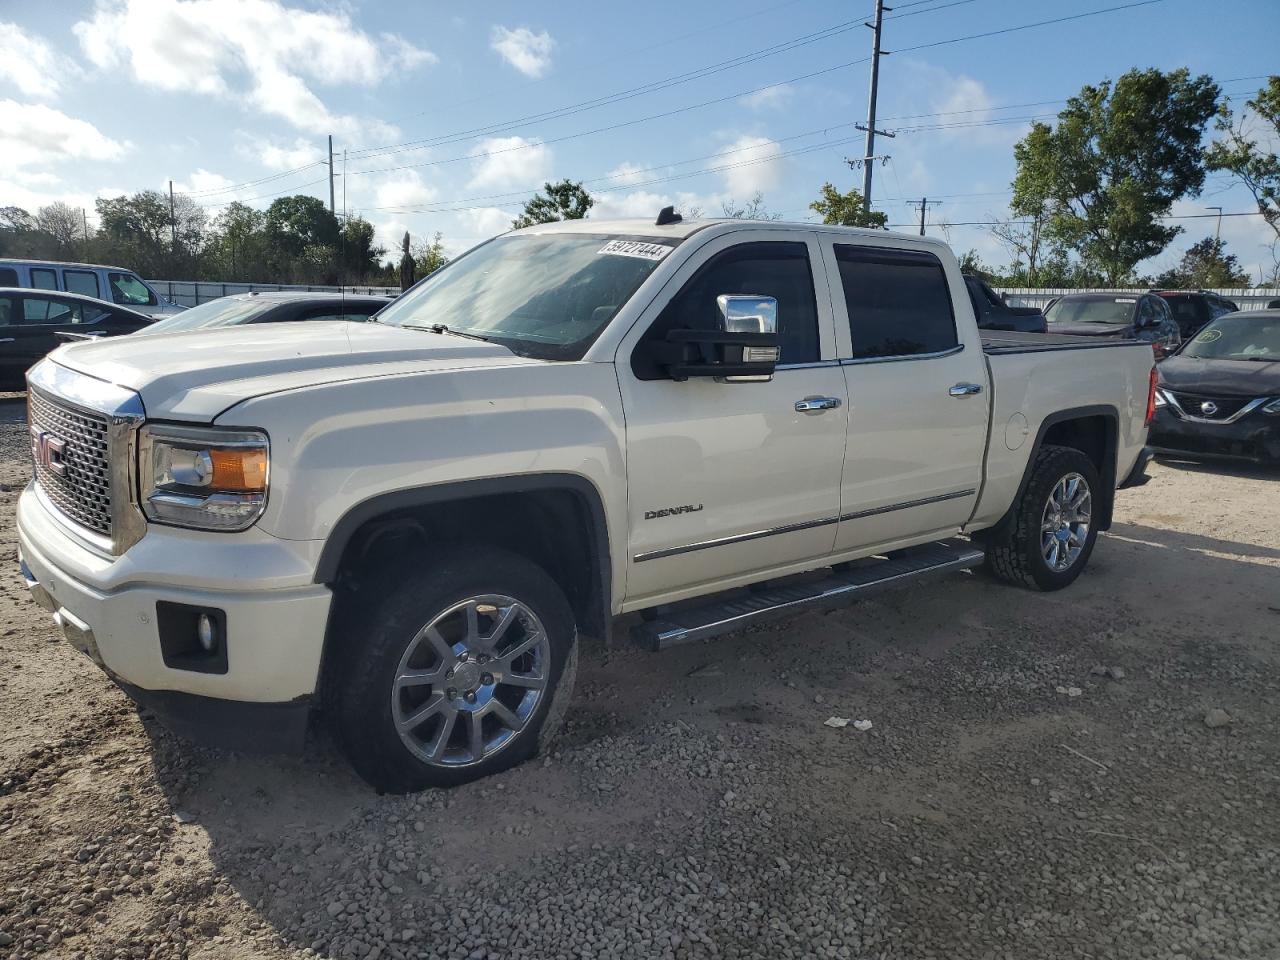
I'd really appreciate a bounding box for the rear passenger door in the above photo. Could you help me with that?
[820,239,990,554]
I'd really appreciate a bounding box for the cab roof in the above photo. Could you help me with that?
[512,216,953,250]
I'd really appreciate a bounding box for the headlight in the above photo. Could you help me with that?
[1263,398,1280,415]
[139,425,269,531]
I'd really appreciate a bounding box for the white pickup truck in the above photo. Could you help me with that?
[17,213,1156,792]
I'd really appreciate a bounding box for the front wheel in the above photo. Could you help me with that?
[985,445,1101,591]
[328,547,577,792]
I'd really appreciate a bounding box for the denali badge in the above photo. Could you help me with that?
[645,504,704,520]
[31,427,68,478]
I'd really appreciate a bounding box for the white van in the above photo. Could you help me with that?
[0,259,185,318]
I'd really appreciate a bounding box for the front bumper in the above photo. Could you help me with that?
[16,483,332,752]
[1148,408,1280,464]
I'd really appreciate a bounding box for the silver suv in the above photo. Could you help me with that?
[0,259,184,318]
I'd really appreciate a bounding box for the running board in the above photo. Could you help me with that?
[632,539,985,651]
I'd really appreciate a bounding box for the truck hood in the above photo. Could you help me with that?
[50,321,532,420]
[1158,355,1280,396]
[1045,322,1132,338]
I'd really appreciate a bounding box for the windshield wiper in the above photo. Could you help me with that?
[404,322,492,343]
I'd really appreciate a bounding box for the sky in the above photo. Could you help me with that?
[2,0,1278,281]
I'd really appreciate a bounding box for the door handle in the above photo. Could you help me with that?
[0,338,13,343]
[795,396,842,412]
[948,383,983,397]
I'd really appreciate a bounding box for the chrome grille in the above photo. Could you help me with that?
[28,387,113,536]
[1167,391,1251,421]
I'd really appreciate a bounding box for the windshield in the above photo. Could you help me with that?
[142,297,274,334]
[1045,297,1137,325]
[1180,314,1280,361]
[374,233,676,360]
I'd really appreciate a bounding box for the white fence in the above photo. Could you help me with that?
[148,280,400,307]
[995,287,1280,311]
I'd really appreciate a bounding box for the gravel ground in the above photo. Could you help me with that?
[1,394,1278,960]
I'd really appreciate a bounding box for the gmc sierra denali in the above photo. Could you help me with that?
[17,213,1157,792]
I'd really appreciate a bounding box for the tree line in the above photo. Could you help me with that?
[2,71,1276,289]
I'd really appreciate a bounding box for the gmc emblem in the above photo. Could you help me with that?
[31,427,68,478]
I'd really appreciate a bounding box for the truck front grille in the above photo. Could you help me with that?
[28,387,113,537]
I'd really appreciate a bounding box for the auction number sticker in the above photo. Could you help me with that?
[1195,329,1223,343]
[598,239,671,261]
[1114,297,1137,303]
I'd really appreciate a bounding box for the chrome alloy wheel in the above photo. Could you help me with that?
[391,595,551,767]
[1040,472,1092,572]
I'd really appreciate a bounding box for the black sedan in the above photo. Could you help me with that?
[141,291,390,335]
[1149,309,1280,465]
[1045,292,1182,359]
[0,288,154,391]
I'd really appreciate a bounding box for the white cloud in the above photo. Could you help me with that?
[172,168,236,194]
[373,171,438,211]
[0,24,67,100]
[718,135,783,199]
[606,162,649,187]
[592,189,716,221]
[248,136,321,171]
[0,99,128,171]
[72,0,430,138]
[490,26,554,78]
[741,84,793,111]
[467,136,551,190]
[461,206,517,238]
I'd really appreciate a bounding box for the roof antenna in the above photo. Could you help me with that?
[655,205,682,226]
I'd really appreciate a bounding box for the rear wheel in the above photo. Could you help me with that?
[985,445,1100,591]
[328,546,577,792]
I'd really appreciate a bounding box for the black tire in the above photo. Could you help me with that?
[327,546,577,792]
[985,444,1101,591]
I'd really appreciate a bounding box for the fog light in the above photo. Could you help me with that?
[197,613,217,652]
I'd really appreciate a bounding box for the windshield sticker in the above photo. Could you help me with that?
[1114,297,1137,303]
[1195,329,1223,343]
[598,239,671,261]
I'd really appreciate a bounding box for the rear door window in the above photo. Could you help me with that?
[834,246,958,359]
[31,268,58,290]
[63,270,100,298]
[0,267,18,286]
[21,297,83,325]
[108,273,157,306]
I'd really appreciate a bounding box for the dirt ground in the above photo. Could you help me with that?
[1,394,1277,960]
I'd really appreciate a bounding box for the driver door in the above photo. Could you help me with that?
[616,231,847,608]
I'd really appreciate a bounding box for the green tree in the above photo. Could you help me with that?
[413,231,450,275]
[512,179,593,228]
[1206,76,1280,241]
[94,190,205,277]
[202,202,268,281]
[808,182,888,228]
[36,202,85,258]
[338,215,385,281]
[1010,68,1221,284]
[1150,237,1252,288]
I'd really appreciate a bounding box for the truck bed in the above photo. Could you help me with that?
[981,330,1153,355]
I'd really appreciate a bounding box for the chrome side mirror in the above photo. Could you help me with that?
[716,295,779,382]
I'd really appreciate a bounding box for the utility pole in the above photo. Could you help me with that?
[909,197,941,235]
[328,135,336,217]
[1207,205,1223,242]
[81,208,88,243]
[860,0,892,214]
[168,180,176,252]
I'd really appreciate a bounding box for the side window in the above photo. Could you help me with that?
[0,296,13,326]
[0,267,18,286]
[1138,298,1158,326]
[21,297,82,325]
[108,273,157,306]
[64,270,100,298]
[834,246,958,359]
[31,268,58,290]
[641,241,820,369]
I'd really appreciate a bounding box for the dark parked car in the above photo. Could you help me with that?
[1149,309,1280,464]
[963,275,1047,332]
[1044,292,1181,359]
[141,291,390,335]
[0,288,153,390]
[1153,290,1240,339]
